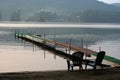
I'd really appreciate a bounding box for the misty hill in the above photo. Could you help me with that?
[0,0,120,23]
[112,3,120,7]
[0,0,119,13]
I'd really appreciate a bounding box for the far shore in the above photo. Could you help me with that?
[0,67,119,80]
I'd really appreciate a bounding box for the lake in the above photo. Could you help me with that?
[0,22,120,73]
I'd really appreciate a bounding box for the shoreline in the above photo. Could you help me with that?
[0,67,119,80]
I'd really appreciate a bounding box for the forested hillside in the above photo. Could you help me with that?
[0,0,120,23]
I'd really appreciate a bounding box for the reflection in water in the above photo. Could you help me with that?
[89,40,120,59]
[0,45,66,73]
[0,24,120,72]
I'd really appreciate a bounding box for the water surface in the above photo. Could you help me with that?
[0,23,120,72]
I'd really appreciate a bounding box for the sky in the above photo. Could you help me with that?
[98,0,120,4]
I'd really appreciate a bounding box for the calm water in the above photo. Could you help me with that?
[0,23,120,72]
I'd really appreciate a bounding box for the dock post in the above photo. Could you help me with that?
[43,33,46,59]
[14,29,19,40]
[85,43,88,60]
[32,36,35,52]
[81,38,84,48]
[99,46,101,52]
[53,33,56,59]
[69,38,71,54]
[14,30,17,40]
[66,49,67,54]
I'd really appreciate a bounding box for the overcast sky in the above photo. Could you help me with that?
[98,0,120,4]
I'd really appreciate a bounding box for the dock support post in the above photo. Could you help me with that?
[81,38,84,48]
[69,38,71,54]
[43,33,46,59]
[32,36,35,52]
[54,33,56,59]
[99,46,101,52]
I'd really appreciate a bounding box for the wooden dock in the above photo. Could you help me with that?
[15,33,120,67]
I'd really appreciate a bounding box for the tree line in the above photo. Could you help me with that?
[0,9,120,23]
[70,9,120,23]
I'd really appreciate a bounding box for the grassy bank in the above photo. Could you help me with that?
[0,68,119,80]
[92,53,120,65]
